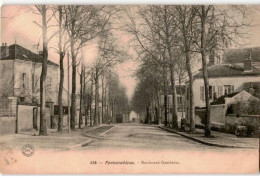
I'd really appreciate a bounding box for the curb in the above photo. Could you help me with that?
[67,125,113,149]
[82,125,115,139]
[99,126,115,136]
[69,125,115,148]
[67,139,93,149]
[159,126,251,149]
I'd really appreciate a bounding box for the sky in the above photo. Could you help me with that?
[1,4,260,99]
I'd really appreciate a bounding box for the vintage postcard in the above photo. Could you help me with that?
[0,3,259,174]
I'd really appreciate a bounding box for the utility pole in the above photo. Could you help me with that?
[67,52,70,133]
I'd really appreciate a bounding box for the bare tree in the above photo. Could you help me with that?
[52,6,70,132]
[92,28,128,125]
[175,5,197,133]
[33,5,58,135]
[132,55,164,124]
[123,6,180,127]
[64,5,118,129]
[193,5,251,136]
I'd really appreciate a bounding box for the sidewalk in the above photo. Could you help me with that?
[159,126,259,149]
[0,125,113,151]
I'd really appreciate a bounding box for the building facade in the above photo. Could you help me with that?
[159,85,186,125]
[0,44,59,105]
[185,49,260,121]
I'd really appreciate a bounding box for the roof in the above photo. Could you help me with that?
[210,92,240,105]
[0,44,58,67]
[223,47,260,64]
[193,64,260,79]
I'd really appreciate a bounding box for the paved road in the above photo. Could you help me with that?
[81,124,251,151]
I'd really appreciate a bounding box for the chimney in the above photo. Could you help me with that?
[244,52,252,71]
[0,43,9,58]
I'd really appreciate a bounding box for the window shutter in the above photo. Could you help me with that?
[218,86,223,97]
[20,72,23,88]
[231,85,234,93]
[26,73,29,89]
[200,86,204,100]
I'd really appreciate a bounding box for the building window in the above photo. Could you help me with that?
[22,73,26,89]
[224,85,234,95]
[200,86,204,100]
[218,86,223,98]
[177,96,182,104]
[209,86,215,99]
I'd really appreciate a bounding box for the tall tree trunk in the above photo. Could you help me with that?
[104,84,107,124]
[85,108,89,126]
[164,5,178,128]
[94,68,100,125]
[58,55,64,131]
[101,74,104,124]
[164,94,167,126]
[90,75,94,126]
[156,93,161,125]
[163,64,168,126]
[177,5,196,133]
[201,6,211,137]
[58,6,64,132]
[145,104,149,124]
[155,106,158,124]
[78,66,84,129]
[186,52,195,133]
[39,5,48,136]
[70,22,76,130]
[169,65,178,128]
[112,100,115,123]
[83,72,88,126]
[179,76,184,118]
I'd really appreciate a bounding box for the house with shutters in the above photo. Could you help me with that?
[0,43,59,105]
[159,85,186,124]
[185,49,260,120]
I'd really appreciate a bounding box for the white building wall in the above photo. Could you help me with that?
[192,75,260,108]
[13,59,59,104]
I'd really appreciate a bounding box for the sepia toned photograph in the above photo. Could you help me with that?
[0,1,259,174]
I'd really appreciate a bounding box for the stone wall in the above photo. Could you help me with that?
[0,97,17,134]
[17,104,35,131]
[210,104,226,129]
[225,114,260,136]
[18,105,52,132]
[195,108,206,125]
[0,116,16,134]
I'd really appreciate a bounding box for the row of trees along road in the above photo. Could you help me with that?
[31,5,129,135]
[125,5,251,136]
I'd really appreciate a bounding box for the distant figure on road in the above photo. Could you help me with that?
[180,118,186,132]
